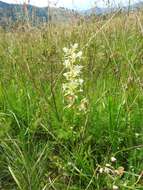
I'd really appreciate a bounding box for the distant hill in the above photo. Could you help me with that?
[82,1,143,16]
[0,1,78,26]
[80,7,113,16]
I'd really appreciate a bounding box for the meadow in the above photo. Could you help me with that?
[0,11,143,190]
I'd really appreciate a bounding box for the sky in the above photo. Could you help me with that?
[1,0,142,10]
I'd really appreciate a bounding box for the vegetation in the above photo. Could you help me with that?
[0,10,143,190]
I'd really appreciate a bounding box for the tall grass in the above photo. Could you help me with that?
[0,11,143,189]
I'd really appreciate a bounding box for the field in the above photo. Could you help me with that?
[0,11,143,190]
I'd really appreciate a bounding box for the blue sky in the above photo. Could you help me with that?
[1,0,142,10]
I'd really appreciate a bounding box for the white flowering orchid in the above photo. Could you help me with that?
[62,43,88,112]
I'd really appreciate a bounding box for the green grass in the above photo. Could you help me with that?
[0,12,143,189]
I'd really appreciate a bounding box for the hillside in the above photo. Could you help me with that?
[82,1,143,15]
[0,1,78,26]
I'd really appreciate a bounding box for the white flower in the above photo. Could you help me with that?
[69,80,79,90]
[72,43,78,50]
[63,72,71,80]
[113,185,119,190]
[63,47,69,53]
[111,157,117,163]
[105,164,112,167]
[71,52,77,61]
[79,88,83,92]
[62,43,88,112]
[74,65,83,73]
[99,168,104,174]
[76,51,82,58]
[67,162,72,166]
[78,79,84,85]
[104,167,110,174]
[135,133,139,137]
[63,60,70,68]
